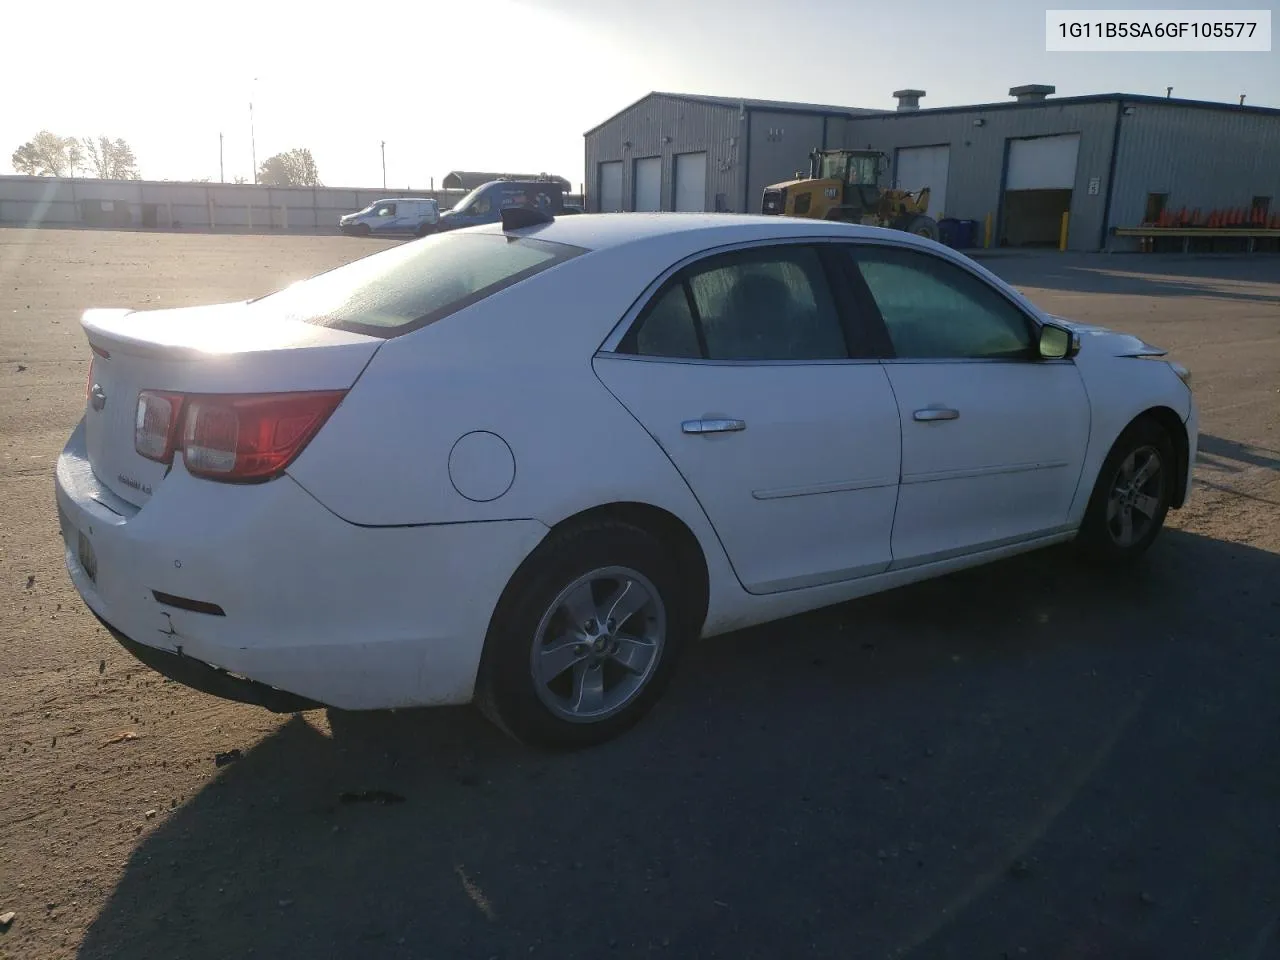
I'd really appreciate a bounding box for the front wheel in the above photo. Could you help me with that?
[475,520,691,748]
[1077,417,1175,564]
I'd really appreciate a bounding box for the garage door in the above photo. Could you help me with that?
[1006,134,1080,190]
[599,161,623,213]
[895,145,949,219]
[634,157,661,212]
[674,152,707,212]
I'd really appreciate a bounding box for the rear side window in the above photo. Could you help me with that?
[253,233,583,338]
[620,245,848,362]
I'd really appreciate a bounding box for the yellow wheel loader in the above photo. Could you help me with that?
[761,149,939,240]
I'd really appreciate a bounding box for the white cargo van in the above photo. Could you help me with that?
[339,198,440,237]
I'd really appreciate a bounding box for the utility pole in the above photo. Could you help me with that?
[381,140,386,189]
[250,102,257,184]
[219,132,224,182]
[250,76,259,185]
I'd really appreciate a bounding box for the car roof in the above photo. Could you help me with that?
[469,212,935,254]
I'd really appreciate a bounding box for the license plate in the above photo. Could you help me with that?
[77,530,98,583]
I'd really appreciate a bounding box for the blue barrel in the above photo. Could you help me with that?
[937,217,961,247]
[957,219,980,248]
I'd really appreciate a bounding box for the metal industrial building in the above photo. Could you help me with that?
[584,87,1280,251]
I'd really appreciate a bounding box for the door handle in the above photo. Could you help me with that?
[913,407,959,422]
[682,418,746,435]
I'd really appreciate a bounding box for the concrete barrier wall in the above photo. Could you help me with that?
[0,176,584,232]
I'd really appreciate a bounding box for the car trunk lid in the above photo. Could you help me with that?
[81,303,382,507]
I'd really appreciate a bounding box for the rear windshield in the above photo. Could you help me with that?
[252,232,583,338]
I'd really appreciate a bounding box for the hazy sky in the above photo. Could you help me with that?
[3,0,1276,189]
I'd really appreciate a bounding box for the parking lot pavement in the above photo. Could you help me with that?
[1,230,1277,960]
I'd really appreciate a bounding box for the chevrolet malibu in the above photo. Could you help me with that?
[56,211,1197,747]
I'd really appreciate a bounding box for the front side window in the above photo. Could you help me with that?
[846,245,1034,360]
[375,203,396,217]
[622,245,848,362]
[251,232,582,337]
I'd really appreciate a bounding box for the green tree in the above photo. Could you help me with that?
[257,148,322,186]
[82,136,140,180]
[10,131,81,177]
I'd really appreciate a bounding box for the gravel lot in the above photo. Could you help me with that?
[1,229,1278,960]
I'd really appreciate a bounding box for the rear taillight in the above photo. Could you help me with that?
[135,390,345,482]
[182,391,346,481]
[135,391,185,462]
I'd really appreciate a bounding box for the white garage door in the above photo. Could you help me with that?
[634,157,661,212]
[895,145,949,219]
[599,161,623,213]
[674,152,707,212]
[1006,134,1081,190]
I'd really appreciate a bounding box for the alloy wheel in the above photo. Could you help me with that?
[530,566,666,723]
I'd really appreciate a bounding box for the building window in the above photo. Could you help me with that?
[1143,193,1168,224]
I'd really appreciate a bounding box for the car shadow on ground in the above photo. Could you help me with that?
[76,529,1280,960]
[988,254,1280,305]
[1198,434,1280,473]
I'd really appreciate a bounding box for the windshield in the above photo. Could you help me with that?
[250,231,583,337]
[449,185,487,214]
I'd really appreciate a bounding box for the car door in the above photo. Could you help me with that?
[593,241,902,595]
[369,202,397,234]
[838,242,1091,568]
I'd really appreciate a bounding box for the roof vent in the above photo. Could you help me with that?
[893,89,926,112]
[1009,84,1055,103]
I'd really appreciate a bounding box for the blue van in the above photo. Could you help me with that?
[435,179,567,233]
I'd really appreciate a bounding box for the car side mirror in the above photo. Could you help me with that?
[1039,323,1079,360]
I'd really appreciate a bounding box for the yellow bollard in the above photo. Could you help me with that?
[1059,211,1070,251]
[984,212,993,249]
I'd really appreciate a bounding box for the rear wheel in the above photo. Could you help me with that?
[415,222,435,238]
[475,520,690,748]
[1077,417,1174,563]
[896,214,939,240]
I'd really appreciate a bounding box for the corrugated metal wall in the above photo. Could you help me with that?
[1110,103,1280,245]
[584,95,744,213]
[743,111,827,214]
[844,101,1119,251]
[583,94,1280,249]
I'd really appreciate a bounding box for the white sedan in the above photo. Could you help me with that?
[55,211,1197,746]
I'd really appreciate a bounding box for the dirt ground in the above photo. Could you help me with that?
[1,229,1278,960]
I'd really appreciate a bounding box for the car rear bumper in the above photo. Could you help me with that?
[55,420,549,710]
[94,610,322,712]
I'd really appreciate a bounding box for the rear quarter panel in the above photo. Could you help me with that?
[287,243,744,623]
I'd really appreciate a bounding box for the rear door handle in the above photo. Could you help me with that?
[913,407,959,422]
[682,418,746,435]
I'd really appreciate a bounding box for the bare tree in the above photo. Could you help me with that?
[257,148,322,187]
[10,131,81,177]
[82,136,140,180]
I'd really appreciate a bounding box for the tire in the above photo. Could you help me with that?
[475,520,692,748]
[1077,417,1175,564]
[898,214,939,241]
[415,223,435,238]
[354,223,371,237]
